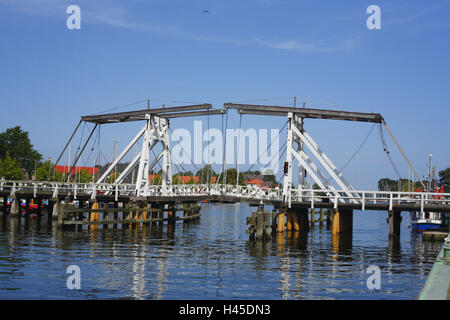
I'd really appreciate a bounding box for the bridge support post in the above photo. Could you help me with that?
[246,205,271,241]
[326,209,332,227]
[36,198,42,217]
[25,198,31,217]
[388,210,402,237]
[113,201,118,228]
[158,205,164,226]
[2,196,8,216]
[168,205,176,224]
[286,212,292,231]
[151,204,158,225]
[286,212,298,231]
[332,209,353,235]
[256,207,264,240]
[90,201,99,223]
[52,199,60,219]
[47,199,53,222]
[310,209,316,226]
[10,197,20,217]
[319,208,325,225]
[271,209,278,234]
[264,210,272,240]
[142,203,150,225]
[277,212,285,233]
[298,208,309,232]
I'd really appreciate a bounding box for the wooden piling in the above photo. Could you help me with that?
[90,202,99,222]
[264,210,272,239]
[292,211,300,231]
[113,201,118,222]
[10,197,20,217]
[286,212,293,231]
[310,208,316,225]
[298,208,309,231]
[319,208,324,225]
[102,205,109,229]
[52,200,60,219]
[37,198,42,217]
[90,202,100,230]
[158,205,164,226]
[332,209,340,235]
[326,209,332,226]
[332,209,353,234]
[277,212,285,233]
[47,200,54,222]
[151,204,158,225]
[57,202,66,227]
[167,205,175,224]
[388,210,402,237]
[256,207,264,240]
[271,209,278,234]
[142,203,150,225]
[2,196,8,216]
[25,198,31,216]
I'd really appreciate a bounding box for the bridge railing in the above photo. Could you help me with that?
[0,179,449,211]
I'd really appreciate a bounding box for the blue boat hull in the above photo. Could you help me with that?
[411,222,442,232]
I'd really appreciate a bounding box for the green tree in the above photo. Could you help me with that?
[377,178,397,191]
[216,168,244,185]
[0,126,42,177]
[35,160,63,181]
[195,164,217,184]
[77,169,94,183]
[0,152,24,180]
[439,168,450,192]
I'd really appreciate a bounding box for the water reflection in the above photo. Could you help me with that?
[0,205,443,300]
[331,233,353,260]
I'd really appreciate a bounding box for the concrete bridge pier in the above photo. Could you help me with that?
[388,210,402,237]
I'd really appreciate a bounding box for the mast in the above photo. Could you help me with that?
[427,154,432,192]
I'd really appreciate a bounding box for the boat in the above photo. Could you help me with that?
[410,155,446,232]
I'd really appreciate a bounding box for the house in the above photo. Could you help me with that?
[55,165,98,175]
[243,174,276,188]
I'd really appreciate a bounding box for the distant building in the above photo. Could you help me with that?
[243,174,276,188]
[55,165,98,175]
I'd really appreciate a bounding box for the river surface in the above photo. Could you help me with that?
[0,203,441,299]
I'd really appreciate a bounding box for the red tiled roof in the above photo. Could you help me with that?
[245,178,269,188]
[55,165,98,175]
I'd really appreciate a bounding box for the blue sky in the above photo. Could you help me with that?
[0,0,449,189]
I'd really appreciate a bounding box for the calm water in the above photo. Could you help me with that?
[0,203,442,300]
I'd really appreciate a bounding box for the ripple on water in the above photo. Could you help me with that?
[0,205,440,299]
